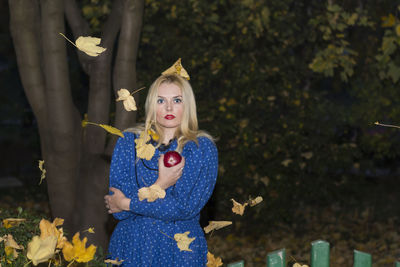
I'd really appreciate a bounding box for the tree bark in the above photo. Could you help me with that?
[9,0,145,248]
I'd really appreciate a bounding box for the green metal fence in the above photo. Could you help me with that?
[227,240,400,267]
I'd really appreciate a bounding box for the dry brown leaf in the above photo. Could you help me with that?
[138,184,166,202]
[203,221,232,234]
[104,258,124,265]
[27,235,57,266]
[207,251,223,267]
[174,231,195,252]
[249,196,263,207]
[231,199,248,216]
[162,58,190,80]
[116,89,137,111]
[2,218,26,229]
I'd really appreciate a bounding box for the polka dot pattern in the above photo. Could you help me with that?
[107,132,218,266]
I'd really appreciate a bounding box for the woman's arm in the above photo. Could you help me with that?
[112,137,218,221]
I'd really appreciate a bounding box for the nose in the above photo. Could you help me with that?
[166,100,172,111]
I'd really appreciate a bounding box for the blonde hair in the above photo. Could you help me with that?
[126,74,213,152]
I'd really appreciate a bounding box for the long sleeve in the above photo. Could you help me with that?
[128,137,218,222]
[109,133,137,221]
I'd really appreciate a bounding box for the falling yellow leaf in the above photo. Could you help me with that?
[148,128,159,141]
[135,131,155,160]
[27,235,58,266]
[59,33,107,57]
[83,121,124,138]
[116,89,137,111]
[82,114,89,127]
[2,218,26,229]
[84,227,95,234]
[162,58,190,80]
[231,199,248,216]
[38,160,46,185]
[207,251,223,267]
[138,184,166,202]
[104,258,124,265]
[204,221,232,234]
[249,196,263,207]
[62,232,97,263]
[174,231,195,252]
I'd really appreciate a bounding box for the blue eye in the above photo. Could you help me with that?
[174,98,182,103]
[157,98,164,104]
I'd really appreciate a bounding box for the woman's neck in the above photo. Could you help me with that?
[161,129,176,144]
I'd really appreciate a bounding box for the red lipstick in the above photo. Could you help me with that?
[165,115,175,120]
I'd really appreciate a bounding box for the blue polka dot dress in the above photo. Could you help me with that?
[107,132,218,267]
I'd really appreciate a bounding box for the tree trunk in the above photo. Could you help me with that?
[9,0,144,248]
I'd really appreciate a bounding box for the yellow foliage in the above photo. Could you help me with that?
[207,251,223,267]
[38,160,46,185]
[381,14,396,28]
[39,218,67,249]
[104,258,124,265]
[116,89,137,111]
[231,199,248,216]
[2,218,25,229]
[135,131,155,160]
[27,235,58,266]
[138,184,166,202]
[62,233,97,263]
[174,231,195,252]
[203,221,232,234]
[162,58,190,80]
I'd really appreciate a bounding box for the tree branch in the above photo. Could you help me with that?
[64,0,91,73]
[106,0,145,155]
[85,0,124,154]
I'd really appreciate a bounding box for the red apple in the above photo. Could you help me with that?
[163,151,182,167]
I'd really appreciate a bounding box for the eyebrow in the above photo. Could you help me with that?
[157,95,183,98]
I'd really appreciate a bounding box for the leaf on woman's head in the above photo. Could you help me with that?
[174,231,195,252]
[116,89,137,111]
[2,218,26,229]
[38,160,46,185]
[231,199,248,216]
[203,221,232,234]
[104,258,124,265]
[27,235,57,266]
[138,184,166,202]
[162,58,190,80]
[75,36,107,57]
[249,196,263,207]
[207,251,223,267]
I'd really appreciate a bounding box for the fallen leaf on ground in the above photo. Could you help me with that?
[231,199,248,216]
[27,235,57,266]
[162,58,190,80]
[207,251,223,267]
[249,196,263,207]
[174,231,195,252]
[204,221,232,234]
[39,218,67,249]
[62,232,97,263]
[2,218,26,229]
[138,184,166,202]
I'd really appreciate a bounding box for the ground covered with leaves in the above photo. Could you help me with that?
[1,174,400,267]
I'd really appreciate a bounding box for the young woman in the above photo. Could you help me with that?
[104,73,218,266]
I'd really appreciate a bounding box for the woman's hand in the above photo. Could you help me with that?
[104,187,131,214]
[154,154,185,190]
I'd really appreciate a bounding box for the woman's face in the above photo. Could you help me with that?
[156,82,184,133]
